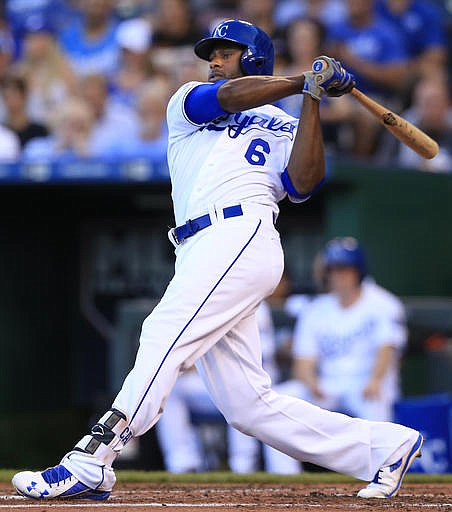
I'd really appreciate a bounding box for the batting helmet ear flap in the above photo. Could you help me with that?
[240,46,269,75]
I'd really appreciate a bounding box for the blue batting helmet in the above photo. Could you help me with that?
[322,237,367,280]
[194,19,274,76]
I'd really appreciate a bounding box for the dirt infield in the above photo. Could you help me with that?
[1,482,452,511]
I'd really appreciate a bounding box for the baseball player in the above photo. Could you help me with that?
[12,20,422,500]
[293,237,407,422]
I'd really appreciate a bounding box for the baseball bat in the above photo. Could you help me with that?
[350,88,439,160]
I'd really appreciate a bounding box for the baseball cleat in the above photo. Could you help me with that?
[12,464,111,500]
[357,433,423,498]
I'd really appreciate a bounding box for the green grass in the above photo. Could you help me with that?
[1,469,451,484]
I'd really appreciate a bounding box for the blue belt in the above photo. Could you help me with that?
[173,204,243,244]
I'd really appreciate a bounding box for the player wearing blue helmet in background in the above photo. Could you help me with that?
[293,236,407,422]
[13,20,421,501]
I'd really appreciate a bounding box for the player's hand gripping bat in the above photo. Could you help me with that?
[311,56,439,160]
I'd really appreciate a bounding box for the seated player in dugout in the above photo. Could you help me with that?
[13,19,422,501]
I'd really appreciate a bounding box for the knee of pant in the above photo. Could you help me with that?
[226,409,258,437]
[224,389,273,436]
[228,418,255,436]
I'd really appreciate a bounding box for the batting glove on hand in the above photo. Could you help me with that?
[302,71,324,101]
[311,55,355,97]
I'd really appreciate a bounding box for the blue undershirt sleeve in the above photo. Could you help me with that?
[185,80,229,125]
[281,168,326,203]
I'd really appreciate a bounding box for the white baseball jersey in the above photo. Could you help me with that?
[293,281,407,403]
[166,81,300,225]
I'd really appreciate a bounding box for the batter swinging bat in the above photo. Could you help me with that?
[349,88,439,160]
[311,56,439,160]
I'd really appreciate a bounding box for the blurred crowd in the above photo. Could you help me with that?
[0,0,451,172]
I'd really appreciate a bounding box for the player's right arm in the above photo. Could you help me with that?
[168,77,305,132]
[284,94,325,199]
[291,301,326,400]
[293,357,325,400]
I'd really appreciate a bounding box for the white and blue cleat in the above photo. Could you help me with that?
[12,464,111,500]
[357,433,424,498]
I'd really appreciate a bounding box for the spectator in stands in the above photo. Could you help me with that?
[0,72,49,149]
[282,17,328,76]
[4,0,75,58]
[12,14,76,126]
[274,0,348,32]
[115,0,154,20]
[149,0,203,77]
[377,79,452,172]
[110,17,153,108]
[104,78,169,169]
[0,17,15,122]
[77,72,139,153]
[326,0,409,157]
[376,0,448,83]
[0,123,20,161]
[328,0,409,95]
[277,17,354,155]
[22,96,112,161]
[192,0,241,34]
[151,0,202,48]
[58,0,121,78]
[238,0,277,39]
[237,0,286,60]
[0,17,14,75]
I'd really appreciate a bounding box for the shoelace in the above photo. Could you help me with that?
[41,465,73,487]
[372,470,382,484]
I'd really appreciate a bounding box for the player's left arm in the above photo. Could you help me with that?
[363,294,408,399]
[283,56,355,199]
[284,94,325,198]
